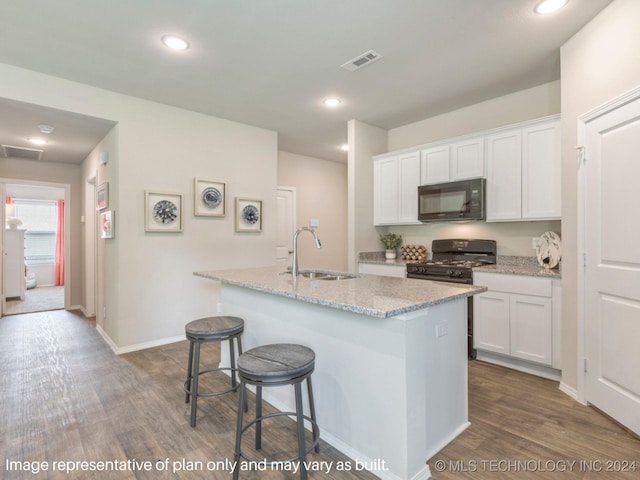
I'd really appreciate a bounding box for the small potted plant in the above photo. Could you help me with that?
[380,233,403,260]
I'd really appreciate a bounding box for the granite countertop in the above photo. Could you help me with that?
[473,255,561,279]
[194,266,486,319]
[358,252,561,279]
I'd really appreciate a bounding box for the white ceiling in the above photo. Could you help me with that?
[0,0,612,164]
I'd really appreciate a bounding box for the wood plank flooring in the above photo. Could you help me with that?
[1,310,638,479]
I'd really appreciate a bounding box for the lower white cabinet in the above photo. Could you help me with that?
[358,263,406,278]
[474,272,559,373]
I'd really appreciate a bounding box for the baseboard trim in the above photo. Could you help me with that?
[94,326,184,355]
[559,381,583,404]
[475,351,561,381]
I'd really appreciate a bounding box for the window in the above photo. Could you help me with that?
[12,200,58,264]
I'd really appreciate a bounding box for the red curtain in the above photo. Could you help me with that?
[54,199,64,286]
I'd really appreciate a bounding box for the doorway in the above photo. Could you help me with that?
[2,182,68,316]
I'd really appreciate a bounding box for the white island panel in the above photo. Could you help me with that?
[218,282,469,480]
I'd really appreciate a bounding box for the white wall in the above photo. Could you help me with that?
[559,0,640,391]
[1,62,278,351]
[278,151,348,271]
[347,120,388,272]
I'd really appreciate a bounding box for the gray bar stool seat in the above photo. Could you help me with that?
[183,316,244,427]
[233,344,320,480]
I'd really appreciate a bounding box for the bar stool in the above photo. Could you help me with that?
[183,316,244,427]
[233,344,320,480]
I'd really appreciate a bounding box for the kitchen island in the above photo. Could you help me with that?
[194,266,486,480]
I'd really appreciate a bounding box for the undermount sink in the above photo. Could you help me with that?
[287,270,357,280]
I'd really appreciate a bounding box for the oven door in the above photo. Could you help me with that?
[407,274,471,284]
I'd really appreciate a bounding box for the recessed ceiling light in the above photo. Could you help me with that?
[323,98,342,108]
[161,35,190,51]
[37,124,55,134]
[340,144,349,152]
[28,137,48,146]
[534,0,569,14]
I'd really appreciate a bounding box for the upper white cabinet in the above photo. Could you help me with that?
[451,137,485,180]
[420,138,484,185]
[486,117,561,221]
[374,151,421,225]
[420,145,450,184]
[373,115,560,226]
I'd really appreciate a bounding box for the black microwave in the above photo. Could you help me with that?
[417,178,485,222]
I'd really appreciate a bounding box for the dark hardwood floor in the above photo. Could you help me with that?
[1,310,638,479]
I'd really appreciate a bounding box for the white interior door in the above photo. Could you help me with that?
[583,91,640,435]
[276,186,295,267]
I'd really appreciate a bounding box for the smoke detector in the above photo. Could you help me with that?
[341,50,383,72]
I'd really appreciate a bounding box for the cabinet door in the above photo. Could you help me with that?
[420,145,450,185]
[474,291,510,355]
[522,120,561,220]
[374,157,399,225]
[510,295,552,365]
[451,137,484,180]
[486,128,522,221]
[398,152,421,224]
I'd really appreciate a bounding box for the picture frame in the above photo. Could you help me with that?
[96,182,109,211]
[194,178,226,217]
[235,197,262,232]
[145,191,183,233]
[100,210,115,239]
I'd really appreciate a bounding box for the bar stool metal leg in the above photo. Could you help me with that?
[185,340,194,404]
[190,342,201,427]
[229,337,237,389]
[255,386,263,450]
[295,382,308,480]
[306,376,320,453]
[233,383,246,480]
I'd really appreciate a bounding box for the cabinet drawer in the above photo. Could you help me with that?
[473,272,551,297]
[358,263,406,278]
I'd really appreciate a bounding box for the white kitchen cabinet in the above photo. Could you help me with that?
[486,117,560,221]
[4,229,26,300]
[420,139,484,185]
[358,262,406,278]
[374,156,399,225]
[420,144,450,184]
[373,151,421,225]
[450,137,485,180]
[474,272,558,374]
[522,121,561,219]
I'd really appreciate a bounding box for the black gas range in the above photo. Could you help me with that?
[406,239,497,359]
[406,239,497,283]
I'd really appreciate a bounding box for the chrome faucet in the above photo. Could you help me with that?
[292,227,322,277]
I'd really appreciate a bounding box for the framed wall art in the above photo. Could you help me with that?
[100,210,115,239]
[235,197,262,232]
[145,191,183,232]
[194,178,226,217]
[96,182,109,211]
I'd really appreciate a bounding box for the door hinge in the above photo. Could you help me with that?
[576,146,586,166]
[583,253,587,267]
[583,357,588,373]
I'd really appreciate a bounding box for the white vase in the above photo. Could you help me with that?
[385,249,397,260]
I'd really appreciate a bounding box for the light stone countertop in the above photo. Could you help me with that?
[194,266,486,318]
[358,252,561,279]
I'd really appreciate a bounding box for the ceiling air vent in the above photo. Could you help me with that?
[1,144,44,161]
[341,50,383,72]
